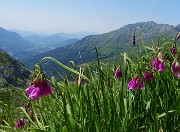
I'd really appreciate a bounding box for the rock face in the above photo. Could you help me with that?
[0,49,30,88]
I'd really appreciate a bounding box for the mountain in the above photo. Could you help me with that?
[1,28,78,60]
[24,34,67,46]
[54,32,98,39]
[0,49,30,88]
[9,29,97,39]
[8,29,46,37]
[23,21,179,77]
[29,38,79,54]
[46,39,79,50]
[0,27,34,59]
[176,24,180,32]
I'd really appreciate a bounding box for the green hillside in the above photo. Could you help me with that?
[0,50,30,88]
[23,21,179,78]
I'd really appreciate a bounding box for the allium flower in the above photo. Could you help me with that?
[172,61,180,73]
[152,57,165,72]
[144,71,154,81]
[14,119,25,130]
[26,81,53,100]
[170,47,177,55]
[128,75,144,90]
[115,68,122,78]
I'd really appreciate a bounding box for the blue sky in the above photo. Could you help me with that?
[0,0,179,34]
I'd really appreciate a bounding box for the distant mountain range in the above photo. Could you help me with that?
[0,27,34,59]
[24,34,67,46]
[0,27,79,59]
[23,21,180,77]
[0,49,30,88]
[9,29,97,39]
[1,21,180,79]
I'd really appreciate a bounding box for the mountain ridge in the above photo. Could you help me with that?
[0,27,34,59]
[22,21,180,78]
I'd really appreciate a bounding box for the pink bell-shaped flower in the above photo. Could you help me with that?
[128,75,144,90]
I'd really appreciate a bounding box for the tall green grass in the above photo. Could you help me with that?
[0,34,180,132]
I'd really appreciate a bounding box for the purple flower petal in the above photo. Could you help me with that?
[172,61,179,73]
[14,119,25,130]
[26,84,41,100]
[128,80,138,90]
[158,61,165,72]
[115,68,123,78]
[170,47,177,55]
[153,57,159,70]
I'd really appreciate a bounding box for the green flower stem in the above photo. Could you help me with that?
[40,57,91,83]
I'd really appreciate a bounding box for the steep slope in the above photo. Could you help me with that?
[0,50,30,88]
[0,27,33,59]
[23,21,179,77]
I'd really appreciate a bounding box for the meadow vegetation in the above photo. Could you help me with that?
[0,33,180,132]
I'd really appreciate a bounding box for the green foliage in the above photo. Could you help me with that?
[1,33,180,131]
[0,50,30,88]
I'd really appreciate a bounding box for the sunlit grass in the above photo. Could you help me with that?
[0,33,180,131]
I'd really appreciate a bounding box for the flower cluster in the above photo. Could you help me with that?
[125,33,180,91]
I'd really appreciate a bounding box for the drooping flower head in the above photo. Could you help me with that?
[115,66,123,78]
[170,44,177,55]
[144,71,154,81]
[158,61,165,72]
[128,74,144,90]
[152,52,165,72]
[170,47,177,55]
[172,60,180,73]
[26,67,53,100]
[14,119,25,130]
